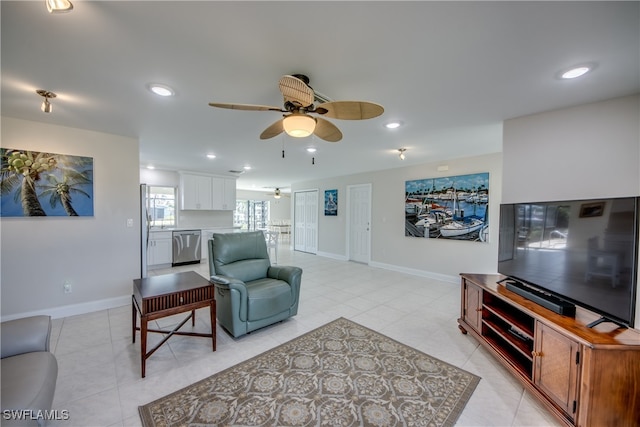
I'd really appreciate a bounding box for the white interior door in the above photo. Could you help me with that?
[294,190,318,253]
[348,184,372,263]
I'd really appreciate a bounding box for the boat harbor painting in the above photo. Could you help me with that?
[405,172,489,242]
[1,148,94,217]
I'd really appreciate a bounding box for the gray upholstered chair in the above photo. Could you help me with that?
[1,315,58,426]
[208,231,302,337]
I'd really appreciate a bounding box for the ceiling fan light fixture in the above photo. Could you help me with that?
[283,115,316,138]
[398,148,407,160]
[46,0,73,13]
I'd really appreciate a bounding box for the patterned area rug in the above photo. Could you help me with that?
[139,318,480,426]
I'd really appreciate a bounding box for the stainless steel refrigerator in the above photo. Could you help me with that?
[140,183,150,278]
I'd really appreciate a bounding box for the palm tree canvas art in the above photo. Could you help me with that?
[1,148,93,217]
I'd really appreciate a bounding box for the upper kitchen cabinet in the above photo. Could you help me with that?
[180,172,213,210]
[212,177,236,210]
[179,172,236,211]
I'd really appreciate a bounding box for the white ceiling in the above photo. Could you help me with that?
[2,1,638,192]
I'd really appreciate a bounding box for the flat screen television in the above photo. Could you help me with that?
[498,197,639,327]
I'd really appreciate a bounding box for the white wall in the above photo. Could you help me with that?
[1,118,140,320]
[503,94,640,202]
[503,94,640,328]
[292,152,503,281]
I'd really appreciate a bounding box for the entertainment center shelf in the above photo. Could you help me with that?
[458,273,640,427]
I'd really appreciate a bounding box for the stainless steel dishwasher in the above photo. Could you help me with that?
[172,230,201,266]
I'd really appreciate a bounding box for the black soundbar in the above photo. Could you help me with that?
[504,280,576,317]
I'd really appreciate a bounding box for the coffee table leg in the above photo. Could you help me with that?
[141,316,148,378]
[210,301,216,351]
[132,297,136,344]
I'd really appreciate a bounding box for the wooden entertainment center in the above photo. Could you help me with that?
[458,273,640,427]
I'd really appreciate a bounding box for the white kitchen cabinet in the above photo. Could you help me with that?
[148,231,172,267]
[212,177,236,210]
[180,173,236,211]
[180,173,213,210]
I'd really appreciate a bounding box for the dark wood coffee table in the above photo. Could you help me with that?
[132,271,216,378]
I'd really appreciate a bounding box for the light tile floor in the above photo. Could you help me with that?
[47,244,560,426]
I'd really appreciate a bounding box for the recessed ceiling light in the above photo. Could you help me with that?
[561,67,590,79]
[306,147,317,153]
[148,83,175,97]
[558,64,595,80]
[206,153,216,159]
[243,165,252,170]
[385,122,402,129]
[147,165,155,170]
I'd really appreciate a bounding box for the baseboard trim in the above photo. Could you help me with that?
[1,295,131,322]
[315,251,349,261]
[313,251,459,284]
[368,261,459,283]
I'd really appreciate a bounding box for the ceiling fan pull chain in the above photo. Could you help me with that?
[312,157,315,165]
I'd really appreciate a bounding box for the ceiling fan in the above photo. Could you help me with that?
[264,187,289,199]
[209,74,384,143]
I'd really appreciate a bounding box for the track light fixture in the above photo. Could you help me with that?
[398,148,407,160]
[46,0,73,13]
[37,90,57,113]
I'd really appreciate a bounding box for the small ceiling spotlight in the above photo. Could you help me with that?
[36,90,56,113]
[398,148,407,160]
[206,153,216,159]
[46,0,73,13]
[243,165,252,170]
[306,147,317,153]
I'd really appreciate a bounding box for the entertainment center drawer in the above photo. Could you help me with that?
[458,273,640,427]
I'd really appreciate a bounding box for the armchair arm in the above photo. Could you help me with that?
[210,275,249,321]
[268,266,302,306]
[1,315,52,359]
[267,265,302,285]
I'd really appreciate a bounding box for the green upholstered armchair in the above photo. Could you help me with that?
[208,231,302,337]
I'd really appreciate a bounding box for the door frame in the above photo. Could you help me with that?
[346,183,372,264]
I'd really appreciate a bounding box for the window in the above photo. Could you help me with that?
[146,186,176,228]
[235,200,270,230]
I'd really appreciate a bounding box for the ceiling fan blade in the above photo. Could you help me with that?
[315,101,384,120]
[260,118,285,140]
[314,117,342,142]
[279,75,314,107]
[209,102,283,112]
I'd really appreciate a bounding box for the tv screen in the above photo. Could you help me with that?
[498,197,638,327]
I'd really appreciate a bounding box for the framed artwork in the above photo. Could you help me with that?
[579,201,605,218]
[324,189,338,216]
[405,172,489,242]
[1,148,94,217]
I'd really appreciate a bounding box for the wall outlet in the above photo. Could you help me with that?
[63,282,72,294]
[126,218,134,228]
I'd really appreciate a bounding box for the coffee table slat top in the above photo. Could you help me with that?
[133,271,212,300]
